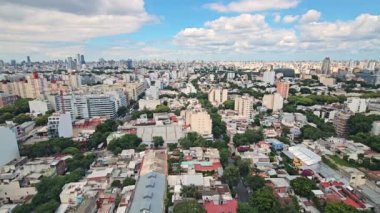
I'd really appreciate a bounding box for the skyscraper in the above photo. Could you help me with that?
[76,54,81,65]
[127,59,133,69]
[27,56,31,65]
[321,57,331,74]
[80,55,85,64]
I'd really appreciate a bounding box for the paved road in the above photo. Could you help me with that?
[236,179,249,203]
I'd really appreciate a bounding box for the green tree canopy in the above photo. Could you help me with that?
[246,175,265,192]
[290,177,317,199]
[123,177,136,186]
[249,187,280,213]
[223,165,240,186]
[153,136,164,148]
[223,100,235,110]
[107,134,142,155]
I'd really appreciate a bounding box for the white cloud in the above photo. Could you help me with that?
[205,0,300,13]
[299,9,321,23]
[283,15,299,23]
[0,0,156,59]
[298,14,380,51]
[174,14,298,53]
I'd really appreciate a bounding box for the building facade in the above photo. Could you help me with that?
[0,127,20,167]
[234,94,254,119]
[276,81,290,99]
[47,112,73,138]
[208,88,228,107]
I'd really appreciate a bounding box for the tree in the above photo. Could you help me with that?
[107,134,142,155]
[246,175,265,192]
[300,87,312,94]
[62,147,80,155]
[237,202,256,213]
[34,114,49,126]
[173,200,206,213]
[34,200,59,213]
[233,129,264,146]
[250,187,280,213]
[220,148,229,167]
[111,180,122,188]
[237,159,251,177]
[301,125,324,140]
[155,104,170,113]
[324,203,359,213]
[181,185,198,198]
[290,177,317,199]
[153,136,164,148]
[117,106,128,117]
[223,165,240,186]
[123,177,136,186]
[223,100,235,110]
[13,114,32,124]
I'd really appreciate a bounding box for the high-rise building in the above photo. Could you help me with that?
[67,57,75,70]
[321,57,331,74]
[262,93,283,112]
[10,60,16,67]
[333,111,352,137]
[183,109,212,136]
[55,91,127,119]
[29,100,51,115]
[276,81,290,99]
[263,70,275,85]
[0,127,20,166]
[127,59,133,69]
[26,56,31,65]
[234,94,254,119]
[80,55,85,64]
[76,54,81,66]
[0,72,48,99]
[208,87,228,107]
[47,112,73,138]
[0,93,18,108]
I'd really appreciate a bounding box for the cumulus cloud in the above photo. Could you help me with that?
[174,14,298,53]
[283,15,299,23]
[299,9,321,23]
[0,0,156,59]
[205,0,300,13]
[298,14,380,51]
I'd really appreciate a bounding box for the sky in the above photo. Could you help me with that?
[0,0,380,61]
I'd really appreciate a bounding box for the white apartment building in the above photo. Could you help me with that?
[182,109,212,136]
[208,88,228,107]
[0,127,20,167]
[262,93,283,112]
[234,94,254,119]
[263,70,275,85]
[55,91,127,119]
[145,86,160,100]
[47,112,73,138]
[346,97,368,113]
[29,100,50,115]
[372,121,380,136]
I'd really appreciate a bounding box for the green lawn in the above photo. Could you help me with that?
[328,155,355,167]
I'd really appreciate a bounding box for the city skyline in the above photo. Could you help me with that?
[1,0,380,61]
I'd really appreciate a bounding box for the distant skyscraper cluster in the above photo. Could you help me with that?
[66,53,85,70]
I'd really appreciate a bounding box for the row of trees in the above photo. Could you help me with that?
[348,114,380,152]
[130,104,170,120]
[287,94,346,106]
[88,119,119,149]
[21,138,78,158]
[107,134,143,155]
[0,98,31,124]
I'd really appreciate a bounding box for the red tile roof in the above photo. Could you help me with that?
[203,200,237,213]
[194,162,222,171]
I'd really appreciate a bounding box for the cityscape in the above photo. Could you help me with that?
[0,1,380,213]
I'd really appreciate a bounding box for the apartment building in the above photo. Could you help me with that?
[0,93,18,108]
[234,94,254,119]
[276,81,290,99]
[183,109,213,136]
[208,87,228,107]
[262,93,284,112]
[47,112,73,138]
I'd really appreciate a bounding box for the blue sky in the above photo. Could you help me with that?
[0,0,379,61]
